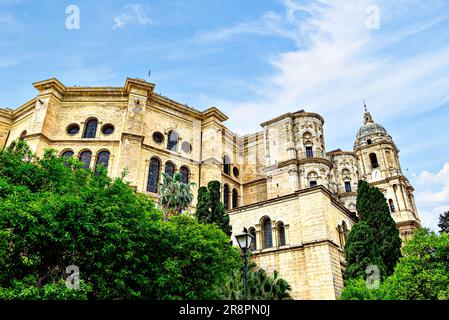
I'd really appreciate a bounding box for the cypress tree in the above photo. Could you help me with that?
[195,186,210,224]
[195,181,232,237]
[344,221,386,280]
[207,181,232,237]
[438,211,449,234]
[356,180,402,275]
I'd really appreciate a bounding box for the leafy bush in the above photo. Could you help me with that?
[0,140,241,300]
[341,228,449,300]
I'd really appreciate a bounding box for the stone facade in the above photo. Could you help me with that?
[0,78,421,299]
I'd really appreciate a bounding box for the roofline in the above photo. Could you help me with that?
[260,110,324,127]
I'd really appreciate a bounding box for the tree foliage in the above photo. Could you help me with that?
[195,181,232,237]
[0,141,241,300]
[344,221,386,280]
[195,186,211,224]
[341,229,449,300]
[381,228,449,300]
[217,263,292,300]
[159,172,195,221]
[355,180,402,275]
[438,211,449,234]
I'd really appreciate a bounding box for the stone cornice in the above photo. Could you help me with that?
[24,132,51,143]
[354,140,399,153]
[124,78,155,95]
[242,177,266,187]
[64,88,126,98]
[397,219,421,228]
[141,143,199,164]
[33,78,66,95]
[11,99,36,120]
[202,107,229,122]
[250,238,342,256]
[327,149,356,157]
[222,172,241,185]
[200,157,222,166]
[122,132,145,142]
[228,185,358,221]
[297,157,333,168]
[260,110,324,127]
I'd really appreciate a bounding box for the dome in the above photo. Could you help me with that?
[355,111,388,140]
[356,122,388,139]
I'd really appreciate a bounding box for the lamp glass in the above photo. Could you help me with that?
[235,232,254,250]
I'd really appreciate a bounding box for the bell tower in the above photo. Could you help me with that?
[354,107,420,240]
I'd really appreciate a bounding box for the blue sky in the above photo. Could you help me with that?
[1,0,448,230]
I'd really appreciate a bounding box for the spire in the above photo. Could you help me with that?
[363,100,373,124]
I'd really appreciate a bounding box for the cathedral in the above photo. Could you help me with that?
[0,77,421,299]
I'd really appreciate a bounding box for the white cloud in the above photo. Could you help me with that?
[195,0,449,147]
[414,163,449,230]
[194,11,297,43]
[191,1,449,232]
[113,4,153,30]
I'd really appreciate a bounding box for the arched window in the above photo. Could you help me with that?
[369,153,379,169]
[367,139,372,145]
[180,166,189,184]
[223,184,230,210]
[147,158,161,193]
[83,119,98,138]
[79,150,92,169]
[389,199,396,212]
[306,146,313,158]
[61,150,74,158]
[277,222,286,247]
[19,130,27,141]
[223,155,231,175]
[342,221,349,243]
[165,161,175,178]
[167,131,179,152]
[249,228,256,251]
[232,188,238,209]
[344,181,352,193]
[262,217,273,249]
[61,150,74,167]
[95,151,110,174]
[337,225,344,248]
[308,171,318,188]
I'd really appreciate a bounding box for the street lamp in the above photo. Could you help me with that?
[235,227,254,300]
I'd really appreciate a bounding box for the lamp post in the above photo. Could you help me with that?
[235,228,254,300]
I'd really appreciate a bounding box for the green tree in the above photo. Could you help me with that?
[195,181,232,237]
[438,211,449,234]
[344,221,386,280]
[341,229,449,300]
[0,140,240,300]
[195,186,211,224]
[356,180,401,275]
[218,263,292,300]
[339,278,386,300]
[381,228,449,300]
[159,172,195,221]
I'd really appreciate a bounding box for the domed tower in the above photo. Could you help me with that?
[354,107,420,240]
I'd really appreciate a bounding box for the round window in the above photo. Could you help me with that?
[67,124,80,135]
[101,124,115,135]
[181,141,192,153]
[233,167,239,178]
[153,132,164,144]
